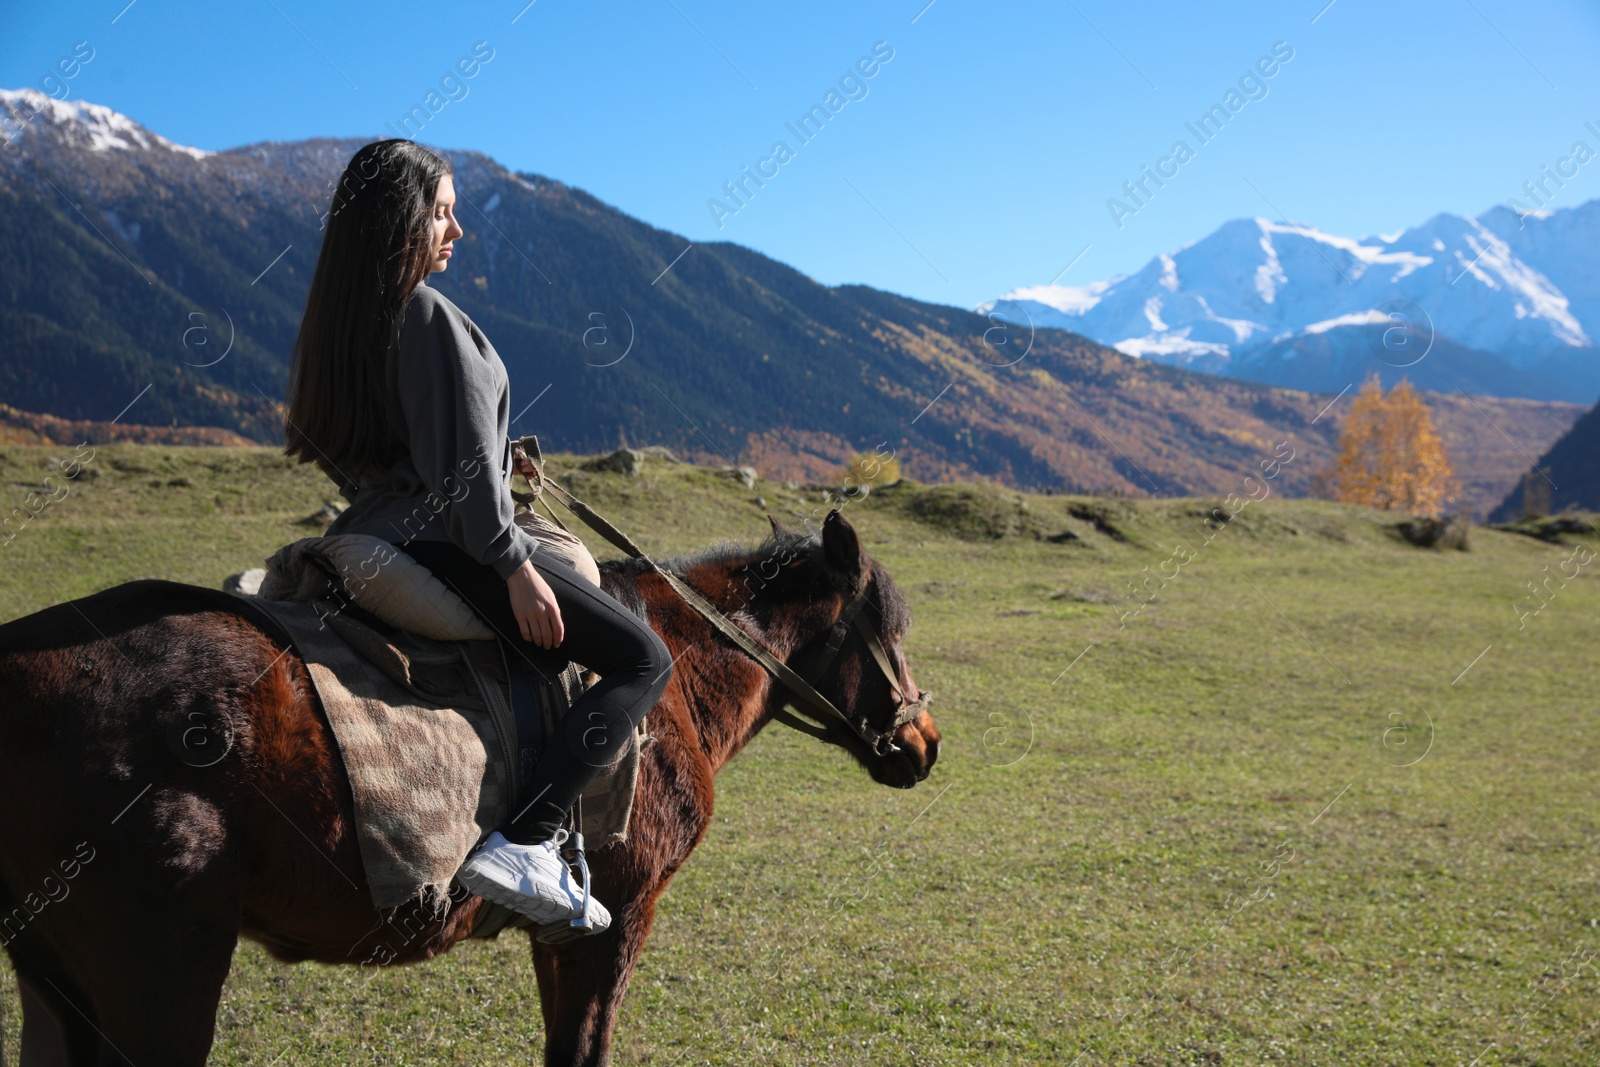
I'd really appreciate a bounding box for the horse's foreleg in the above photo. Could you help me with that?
[531,938,560,1040]
[532,889,662,1067]
[11,922,219,1067]
[48,909,237,1067]
[24,818,243,1066]
[14,965,102,1067]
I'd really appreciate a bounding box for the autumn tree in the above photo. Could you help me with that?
[1328,376,1457,515]
[842,448,902,489]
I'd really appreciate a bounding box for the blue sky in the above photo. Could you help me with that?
[5,0,1599,310]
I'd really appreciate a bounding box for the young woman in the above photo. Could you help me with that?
[284,139,673,934]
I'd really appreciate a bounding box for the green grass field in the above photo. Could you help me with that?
[0,443,1595,1065]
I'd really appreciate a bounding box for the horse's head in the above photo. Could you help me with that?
[752,509,940,789]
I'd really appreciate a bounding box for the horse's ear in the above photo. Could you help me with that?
[821,509,867,584]
[766,513,792,539]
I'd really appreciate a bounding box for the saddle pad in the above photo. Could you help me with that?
[245,597,647,912]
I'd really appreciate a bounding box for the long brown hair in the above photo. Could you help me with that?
[284,139,453,485]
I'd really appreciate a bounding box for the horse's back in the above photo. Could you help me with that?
[0,577,277,651]
[0,579,312,874]
[0,579,289,743]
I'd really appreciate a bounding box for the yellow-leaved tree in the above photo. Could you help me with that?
[1328,376,1457,514]
[843,449,902,489]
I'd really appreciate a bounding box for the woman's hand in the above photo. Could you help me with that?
[507,560,564,648]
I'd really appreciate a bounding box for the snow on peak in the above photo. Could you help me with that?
[981,198,1600,372]
[1460,218,1588,346]
[1142,295,1167,331]
[1302,310,1385,335]
[1113,329,1229,362]
[1157,254,1179,292]
[1254,221,1286,304]
[0,88,211,160]
[979,278,1115,318]
[1255,217,1432,281]
[1196,296,1267,344]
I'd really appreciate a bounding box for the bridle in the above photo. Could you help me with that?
[767,576,932,756]
[510,437,931,757]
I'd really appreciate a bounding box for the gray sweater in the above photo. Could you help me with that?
[323,281,540,580]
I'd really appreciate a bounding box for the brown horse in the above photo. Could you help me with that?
[0,510,938,1066]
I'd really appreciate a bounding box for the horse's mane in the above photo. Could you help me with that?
[596,526,910,636]
[599,527,818,581]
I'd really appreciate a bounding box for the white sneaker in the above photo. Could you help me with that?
[456,830,612,933]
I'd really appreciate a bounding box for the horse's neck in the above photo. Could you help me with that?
[628,559,824,774]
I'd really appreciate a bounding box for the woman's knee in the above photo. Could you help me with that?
[604,611,671,678]
[642,625,672,686]
[619,615,670,675]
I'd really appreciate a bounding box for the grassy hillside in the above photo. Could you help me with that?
[0,444,1595,1065]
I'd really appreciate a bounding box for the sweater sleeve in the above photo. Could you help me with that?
[391,289,539,581]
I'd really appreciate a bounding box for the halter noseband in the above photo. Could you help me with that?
[771,577,933,757]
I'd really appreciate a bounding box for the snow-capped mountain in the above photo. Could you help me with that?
[0,86,1584,515]
[979,205,1600,401]
[0,88,212,160]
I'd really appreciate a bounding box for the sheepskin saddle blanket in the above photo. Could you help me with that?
[239,527,649,917]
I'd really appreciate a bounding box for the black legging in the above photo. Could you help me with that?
[393,538,672,844]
